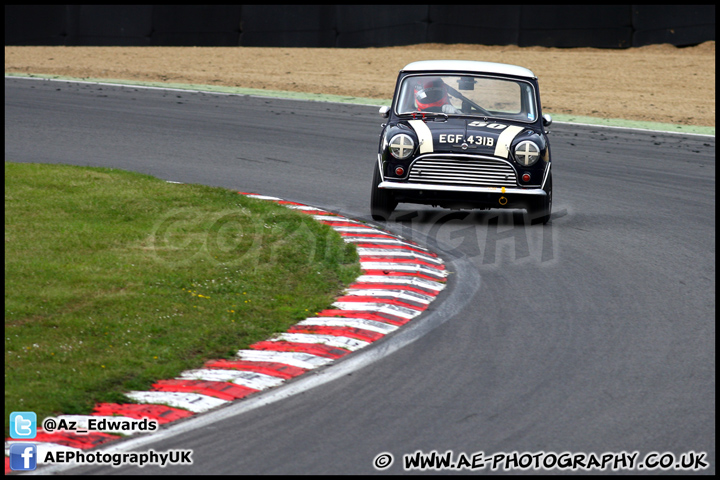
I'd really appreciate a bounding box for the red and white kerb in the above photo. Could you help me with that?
[4,193,447,473]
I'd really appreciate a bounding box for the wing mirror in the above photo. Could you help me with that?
[379,106,390,118]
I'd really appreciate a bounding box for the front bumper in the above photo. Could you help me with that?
[378,181,547,209]
[378,181,546,196]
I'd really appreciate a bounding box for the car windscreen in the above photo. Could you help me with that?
[396,74,538,123]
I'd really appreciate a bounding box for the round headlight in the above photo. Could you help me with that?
[389,134,415,160]
[514,141,540,167]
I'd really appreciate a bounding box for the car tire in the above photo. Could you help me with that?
[370,161,397,221]
[528,171,552,225]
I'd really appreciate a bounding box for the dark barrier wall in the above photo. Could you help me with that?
[5,5,715,48]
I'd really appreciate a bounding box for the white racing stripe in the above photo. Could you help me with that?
[408,119,434,153]
[494,125,525,158]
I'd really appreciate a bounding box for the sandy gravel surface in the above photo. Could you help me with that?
[5,42,715,127]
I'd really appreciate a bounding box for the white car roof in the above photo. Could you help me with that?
[401,60,536,79]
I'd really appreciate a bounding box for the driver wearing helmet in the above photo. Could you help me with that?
[414,77,460,114]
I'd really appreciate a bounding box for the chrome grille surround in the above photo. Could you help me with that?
[408,154,518,187]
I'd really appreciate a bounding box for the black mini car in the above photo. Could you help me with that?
[371,60,552,224]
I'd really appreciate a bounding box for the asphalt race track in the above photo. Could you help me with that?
[4,77,715,474]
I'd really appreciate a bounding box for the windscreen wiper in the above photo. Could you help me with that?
[402,111,449,122]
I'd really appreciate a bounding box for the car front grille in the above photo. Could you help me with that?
[408,155,517,187]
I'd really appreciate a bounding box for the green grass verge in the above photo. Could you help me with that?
[4,162,361,436]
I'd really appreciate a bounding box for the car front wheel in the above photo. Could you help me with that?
[370,162,397,221]
[528,171,552,225]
